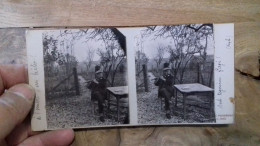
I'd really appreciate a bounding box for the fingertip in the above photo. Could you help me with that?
[19,129,75,146]
[54,129,75,145]
[59,129,75,140]
[43,129,75,146]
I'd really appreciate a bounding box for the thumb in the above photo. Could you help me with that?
[0,84,35,140]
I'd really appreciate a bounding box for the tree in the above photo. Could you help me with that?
[142,24,213,84]
[135,35,149,75]
[43,34,61,77]
[154,44,165,73]
[97,41,125,86]
[89,28,126,86]
[84,46,95,75]
[135,50,149,75]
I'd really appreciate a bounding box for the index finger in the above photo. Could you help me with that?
[0,64,28,94]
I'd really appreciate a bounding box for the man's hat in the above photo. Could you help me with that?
[95,65,103,74]
[163,63,171,71]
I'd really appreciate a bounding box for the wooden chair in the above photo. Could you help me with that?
[91,99,98,115]
[91,99,107,119]
[159,89,175,113]
[159,96,164,110]
[159,96,174,111]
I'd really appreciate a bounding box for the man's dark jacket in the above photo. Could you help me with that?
[154,74,174,98]
[87,78,107,101]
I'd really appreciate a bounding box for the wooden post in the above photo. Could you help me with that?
[208,62,214,87]
[142,64,149,92]
[197,63,200,83]
[73,67,80,95]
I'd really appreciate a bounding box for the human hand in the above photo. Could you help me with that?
[0,65,74,146]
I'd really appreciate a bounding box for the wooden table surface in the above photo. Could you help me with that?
[174,83,214,93]
[1,0,260,145]
[107,86,128,96]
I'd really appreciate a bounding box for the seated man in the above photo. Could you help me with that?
[87,65,107,122]
[154,63,174,119]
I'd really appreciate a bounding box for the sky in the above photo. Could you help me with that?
[73,37,103,62]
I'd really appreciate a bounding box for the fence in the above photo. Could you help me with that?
[136,64,149,92]
[46,67,80,98]
[136,61,214,93]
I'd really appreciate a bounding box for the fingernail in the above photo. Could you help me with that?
[8,84,35,100]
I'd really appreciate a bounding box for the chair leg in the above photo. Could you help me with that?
[171,96,174,114]
[92,101,98,115]
[92,102,96,115]
[160,97,163,110]
[92,102,94,114]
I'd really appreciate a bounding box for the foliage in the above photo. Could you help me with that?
[43,35,59,64]
[43,33,78,77]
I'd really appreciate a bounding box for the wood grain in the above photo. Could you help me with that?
[0,0,260,27]
[73,129,120,146]
[0,28,26,64]
[0,0,260,145]
[235,22,260,77]
[236,50,259,77]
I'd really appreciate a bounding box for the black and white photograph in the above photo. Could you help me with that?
[27,24,234,130]
[135,24,216,124]
[42,28,129,129]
